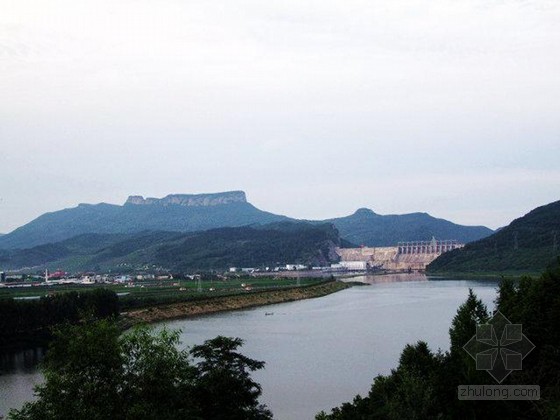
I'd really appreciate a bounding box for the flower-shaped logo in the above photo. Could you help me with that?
[463,311,535,383]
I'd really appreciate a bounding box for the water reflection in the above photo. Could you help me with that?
[349,273,429,284]
[0,348,44,416]
[0,347,46,375]
[0,276,499,419]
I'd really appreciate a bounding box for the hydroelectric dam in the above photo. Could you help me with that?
[335,238,464,272]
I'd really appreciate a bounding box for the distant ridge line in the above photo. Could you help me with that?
[0,189,494,250]
[125,191,247,207]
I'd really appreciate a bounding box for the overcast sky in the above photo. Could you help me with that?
[1,0,559,233]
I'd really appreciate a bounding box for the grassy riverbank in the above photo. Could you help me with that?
[121,280,350,327]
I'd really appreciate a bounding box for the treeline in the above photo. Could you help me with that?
[9,323,272,420]
[0,222,342,272]
[0,289,119,346]
[318,259,560,419]
[0,280,330,347]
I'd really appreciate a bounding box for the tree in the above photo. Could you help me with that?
[10,323,269,420]
[316,290,493,420]
[9,319,124,420]
[0,289,119,346]
[317,266,560,419]
[120,326,199,419]
[190,336,273,420]
[448,288,489,356]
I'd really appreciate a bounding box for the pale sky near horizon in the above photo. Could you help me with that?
[1,0,559,233]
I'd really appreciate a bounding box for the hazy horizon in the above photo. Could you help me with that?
[2,0,559,233]
[1,189,557,235]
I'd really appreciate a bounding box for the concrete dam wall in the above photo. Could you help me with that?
[335,239,464,272]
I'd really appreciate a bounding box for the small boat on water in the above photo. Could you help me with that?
[265,312,274,316]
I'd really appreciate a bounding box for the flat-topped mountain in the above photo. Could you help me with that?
[0,191,289,249]
[125,191,247,206]
[0,190,494,250]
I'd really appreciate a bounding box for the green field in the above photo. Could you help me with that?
[0,277,326,310]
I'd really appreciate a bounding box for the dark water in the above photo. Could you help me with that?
[0,274,498,418]
[0,347,45,417]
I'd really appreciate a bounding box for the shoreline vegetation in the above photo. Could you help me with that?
[318,262,560,419]
[9,322,275,420]
[0,279,350,351]
[424,270,543,280]
[5,267,560,418]
[120,280,350,327]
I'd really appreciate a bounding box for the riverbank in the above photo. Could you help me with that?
[425,270,542,280]
[121,280,350,327]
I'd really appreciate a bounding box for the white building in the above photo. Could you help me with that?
[338,261,368,271]
[285,264,307,271]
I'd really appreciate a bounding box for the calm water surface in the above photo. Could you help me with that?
[165,274,498,419]
[0,347,45,417]
[0,274,498,419]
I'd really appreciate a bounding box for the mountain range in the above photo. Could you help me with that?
[2,191,557,273]
[0,191,492,251]
[0,192,291,249]
[0,222,343,272]
[428,200,560,273]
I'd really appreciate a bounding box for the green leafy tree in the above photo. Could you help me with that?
[120,326,199,419]
[386,342,442,419]
[190,336,273,420]
[10,323,270,420]
[318,265,560,419]
[317,290,493,420]
[497,261,560,418]
[448,288,489,356]
[0,288,119,346]
[9,319,124,420]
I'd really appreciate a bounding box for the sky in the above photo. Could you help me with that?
[1,0,559,233]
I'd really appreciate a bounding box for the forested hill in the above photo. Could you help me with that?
[325,208,493,246]
[0,222,342,272]
[428,200,560,273]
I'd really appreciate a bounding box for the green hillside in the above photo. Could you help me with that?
[428,200,560,273]
[326,208,492,246]
[0,222,342,272]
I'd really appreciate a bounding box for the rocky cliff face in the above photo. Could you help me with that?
[125,191,247,207]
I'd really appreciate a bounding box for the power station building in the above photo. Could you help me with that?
[397,238,463,254]
[335,237,464,272]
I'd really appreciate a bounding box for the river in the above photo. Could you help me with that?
[0,274,499,419]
